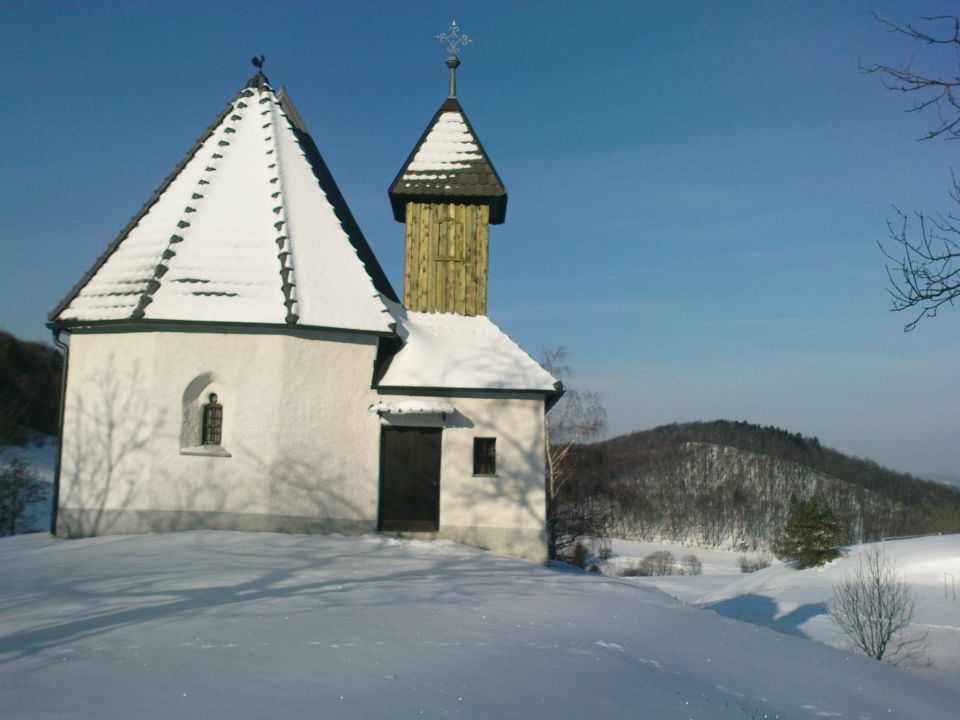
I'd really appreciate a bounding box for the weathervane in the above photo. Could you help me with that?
[436,20,471,98]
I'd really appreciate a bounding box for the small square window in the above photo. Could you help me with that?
[473,437,496,475]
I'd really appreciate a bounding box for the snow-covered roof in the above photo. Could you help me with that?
[377,302,557,393]
[389,98,507,224]
[51,73,397,333]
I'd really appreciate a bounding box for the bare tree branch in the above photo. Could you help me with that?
[862,14,960,142]
[879,176,960,330]
[868,14,960,329]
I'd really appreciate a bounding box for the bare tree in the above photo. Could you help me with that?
[680,554,703,575]
[540,347,607,559]
[830,548,927,665]
[642,550,675,576]
[865,14,960,330]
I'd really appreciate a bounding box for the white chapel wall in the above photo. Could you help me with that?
[57,328,549,563]
[58,328,383,537]
[376,393,548,563]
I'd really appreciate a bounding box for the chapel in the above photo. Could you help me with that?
[47,46,558,563]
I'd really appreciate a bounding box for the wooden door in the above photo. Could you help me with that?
[378,427,442,532]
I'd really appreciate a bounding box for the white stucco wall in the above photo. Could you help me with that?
[57,327,548,562]
[58,327,383,537]
[376,395,548,563]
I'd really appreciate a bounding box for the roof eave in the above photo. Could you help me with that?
[375,384,558,397]
[388,193,507,224]
[46,317,397,338]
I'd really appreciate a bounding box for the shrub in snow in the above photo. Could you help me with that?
[830,548,928,665]
[737,552,773,573]
[771,496,844,568]
[570,541,589,569]
[620,563,648,577]
[681,554,703,575]
[594,541,613,562]
[640,550,675,576]
[0,457,46,536]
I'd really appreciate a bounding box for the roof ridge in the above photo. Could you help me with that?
[262,89,299,325]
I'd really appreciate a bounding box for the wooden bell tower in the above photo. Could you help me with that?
[389,24,507,316]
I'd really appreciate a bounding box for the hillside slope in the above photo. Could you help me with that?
[1,531,958,719]
[0,330,61,444]
[697,535,960,687]
[579,421,960,548]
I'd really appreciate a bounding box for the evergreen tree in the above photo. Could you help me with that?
[772,496,845,568]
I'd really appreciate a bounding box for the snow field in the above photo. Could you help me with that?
[1,531,957,719]
[606,535,959,688]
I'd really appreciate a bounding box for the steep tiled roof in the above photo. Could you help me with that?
[50,74,397,333]
[388,98,507,224]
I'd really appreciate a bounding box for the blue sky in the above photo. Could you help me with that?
[2,1,957,479]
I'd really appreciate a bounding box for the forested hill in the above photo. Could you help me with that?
[581,420,960,548]
[0,330,62,444]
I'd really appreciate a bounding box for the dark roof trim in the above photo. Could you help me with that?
[46,316,397,339]
[374,384,558,399]
[388,97,508,225]
[48,76,262,322]
[278,89,399,303]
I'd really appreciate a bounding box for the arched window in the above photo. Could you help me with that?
[201,393,223,445]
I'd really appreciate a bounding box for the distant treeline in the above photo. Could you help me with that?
[566,420,960,548]
[0,330,62,444]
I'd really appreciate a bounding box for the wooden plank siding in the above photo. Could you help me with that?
[403,202,490,315]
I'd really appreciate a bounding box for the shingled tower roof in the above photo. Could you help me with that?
[388,97,507,224]
[50,72,397,333]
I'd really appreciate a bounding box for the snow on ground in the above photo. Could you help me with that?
[609,539,747,576]
[605,538,772,603]
[0,436,55,534]
[696,535,960,688]
[1,531,958,719]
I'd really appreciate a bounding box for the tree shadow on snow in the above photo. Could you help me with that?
[702,594,829,639]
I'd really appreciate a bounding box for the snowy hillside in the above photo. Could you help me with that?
[697,536,960,687]
[1,531,957,719]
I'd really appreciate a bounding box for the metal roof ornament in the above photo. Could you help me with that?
[246,55,268,89]
[436,20,470,98]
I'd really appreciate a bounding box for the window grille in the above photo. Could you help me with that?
[473,437,496,475]
[202,393,223,445]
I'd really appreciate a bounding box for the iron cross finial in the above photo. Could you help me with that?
[437,21,470,98]
[436,20,471,57]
